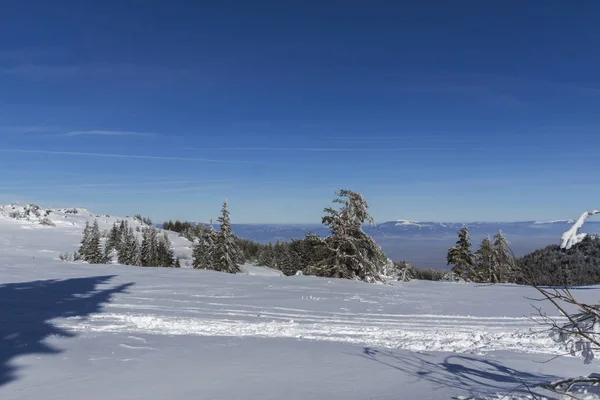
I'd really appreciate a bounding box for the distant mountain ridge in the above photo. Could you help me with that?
[222,219,600,268]
[216,219,600,244]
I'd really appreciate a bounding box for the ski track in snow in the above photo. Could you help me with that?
[62,301,561,355]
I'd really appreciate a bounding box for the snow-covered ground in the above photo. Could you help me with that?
[0,205,597,399]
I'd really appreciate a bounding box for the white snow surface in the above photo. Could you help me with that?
[1,205,599,399]
[395,219,426,227]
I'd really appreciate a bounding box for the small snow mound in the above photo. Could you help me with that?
[239,264,284,277]
[58,207,91,215]
[0,204,53,225]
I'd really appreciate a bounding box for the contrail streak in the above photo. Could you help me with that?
[0,149,261,164]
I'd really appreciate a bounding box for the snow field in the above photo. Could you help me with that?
[2,204,600,399]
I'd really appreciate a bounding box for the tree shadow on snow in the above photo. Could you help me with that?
[0,275,133,386]
[360,347,560,399]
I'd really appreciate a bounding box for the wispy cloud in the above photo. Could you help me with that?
[61,130,156,137]
[185,146,452,152]
[0,179,240,192]
[0,149,261,164]
[328,135,469,144]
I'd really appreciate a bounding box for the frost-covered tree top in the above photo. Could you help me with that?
[561,210,600,249]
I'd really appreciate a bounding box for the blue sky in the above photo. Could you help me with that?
[1,1,600,223]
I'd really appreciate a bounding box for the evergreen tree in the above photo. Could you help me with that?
[308,189,386,283]
[76,221,91,261]
[118,220,127,239]
[475,237,497,283]
[447,227,475,280]
[273,241,284,269]
[118,227,140,265]
[277,245,296,276]
[86,220,103,263]
[174,257,181,268]
[106,222,120,251]
[213,200,241,273]
[101,243,112,264]
[257,243,275,268]
[492,230,515,282]
[127,228,141,266]
[157,232,175,267]
[192,228,216,269]
[140,227,159,267]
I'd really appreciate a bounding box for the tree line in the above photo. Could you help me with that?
[445,227,516,283]
[444,226,600,286]
[65,188,600,286]
[161,190,391,282]
[70,219,180,268]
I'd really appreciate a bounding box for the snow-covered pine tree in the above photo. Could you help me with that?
[277,245,295,276]
[127,227,141,266]
[140,227,159,267]
[213,200,241,273]
[115,220,128,256]
[192,233,206,269]
[101,242,112,264]
[76,221,91,261]
[139,227,148,265]
[272,241,284,269]
[447,227,475,281]
[475,236,497,283]
[84,220,104,264]
[192,227,215,269]
[157,231,175,267]
[106,222,120,251]
[257,243,275,268]
[308,189,386,283]
[118,219,127,238]
[117,237,129,265]
[492,230,515,282]
[118,227,140,265]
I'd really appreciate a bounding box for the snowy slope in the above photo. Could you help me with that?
[0,204,195,266]
[1,205,599,399]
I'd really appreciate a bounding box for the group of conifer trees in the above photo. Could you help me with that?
[190,200,242,273]
[76,219,180,268]
[166,191,390,282]
[446,227,516,282]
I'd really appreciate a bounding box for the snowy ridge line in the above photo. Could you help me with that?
[63,312,561,355]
